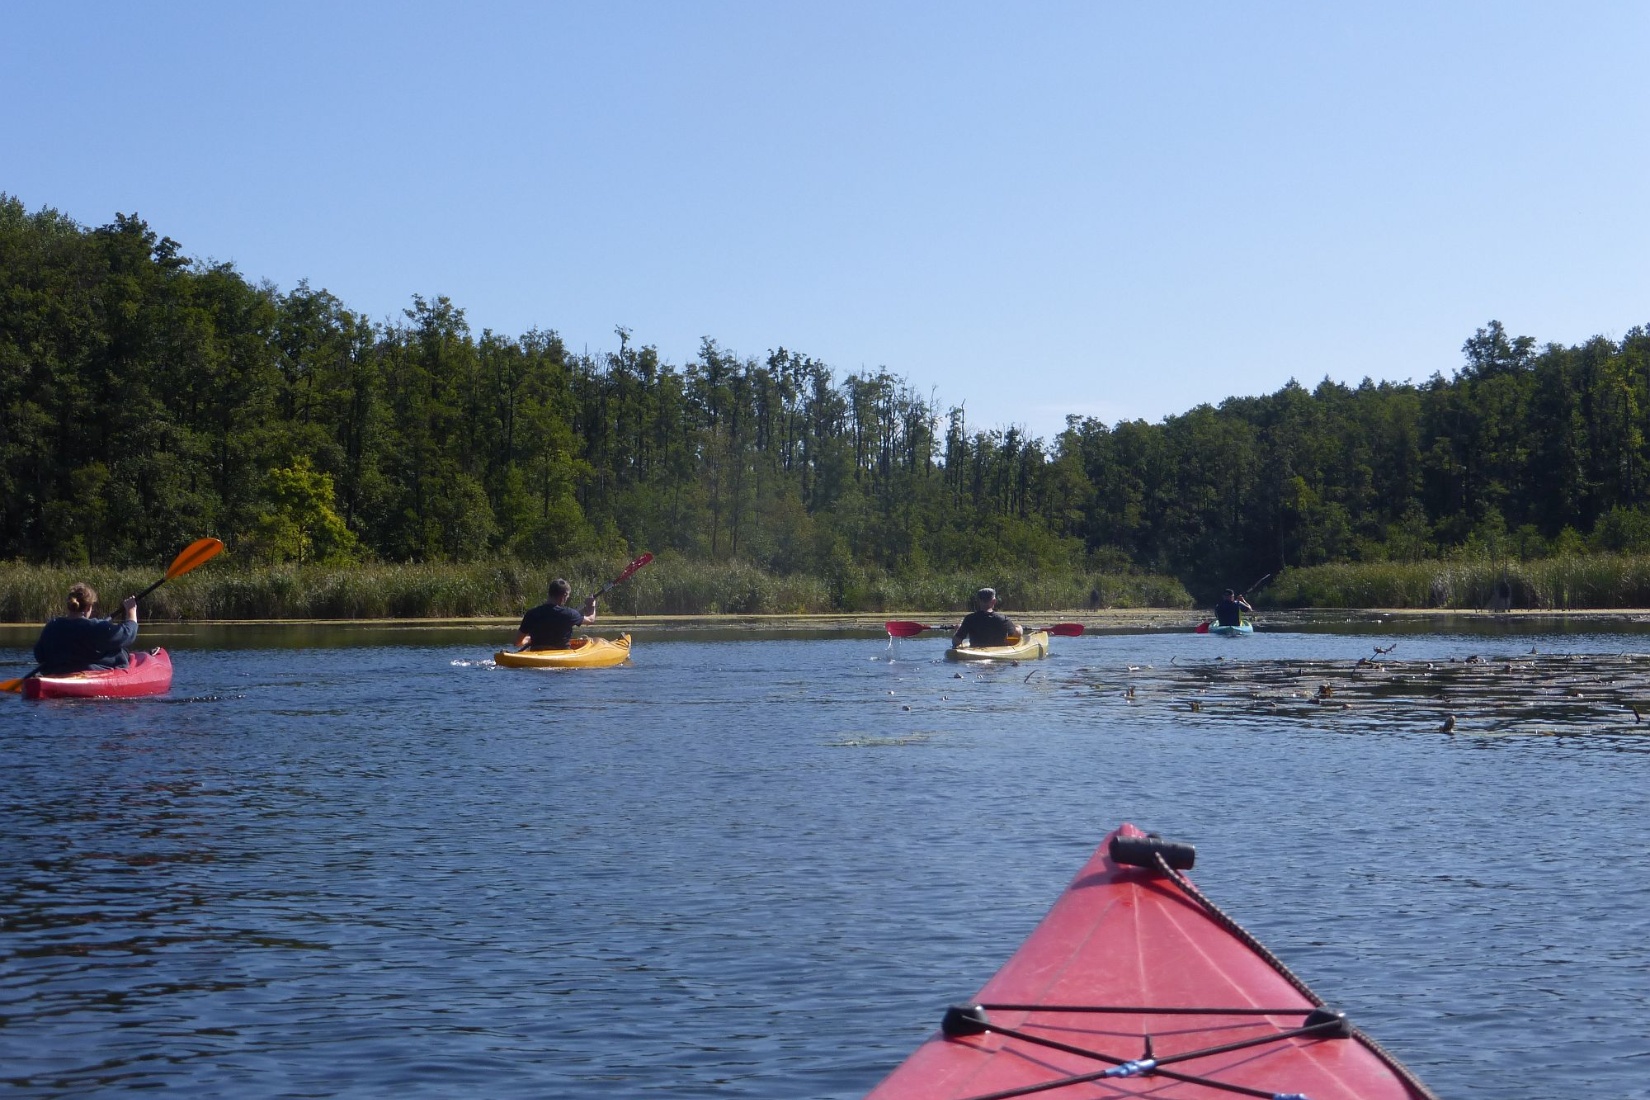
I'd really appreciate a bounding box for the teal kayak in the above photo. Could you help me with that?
[1208,622,1254,637]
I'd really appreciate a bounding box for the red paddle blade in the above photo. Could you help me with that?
[1044,623,1084,637]
[595,552,654,597]
[884,621,931,637]
[614,552,653,585]
[1195,621,1211,634]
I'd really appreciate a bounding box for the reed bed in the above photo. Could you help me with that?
[836,568,1192,615]
[0,557,1191,621]
[1265,553,1650,610]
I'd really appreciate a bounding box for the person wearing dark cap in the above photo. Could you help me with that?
[1213,588,1252,628]
[953,587,1023,650]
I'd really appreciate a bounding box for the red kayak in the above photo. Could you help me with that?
[866,823,1438,1100]
[22,648,174,700]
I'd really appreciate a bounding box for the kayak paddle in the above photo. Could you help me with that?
[592,552,653,599]
[2,536,225,694]
[886,620,1084,638]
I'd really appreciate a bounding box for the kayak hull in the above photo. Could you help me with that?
[1208,621,1254,636]
[944,630,1049,661]
[865,823,1435,1100]
[495,634,632,669]
[22,648,173,700]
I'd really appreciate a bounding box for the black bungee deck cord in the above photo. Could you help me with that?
[941,1001,1346,1100]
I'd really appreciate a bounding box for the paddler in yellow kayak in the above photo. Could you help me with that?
[515,578,598,651]
[952,587,1024,650]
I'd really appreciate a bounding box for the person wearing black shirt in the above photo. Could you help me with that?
[952,587,1022,650]
[1213,588,1253,627]
[515,578,598,650]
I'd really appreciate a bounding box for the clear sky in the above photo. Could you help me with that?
[8,2,1649,441]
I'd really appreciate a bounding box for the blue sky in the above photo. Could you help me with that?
[8,2,1649,440]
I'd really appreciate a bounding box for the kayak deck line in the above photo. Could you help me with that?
[969,1004,1324,1016]
[867,825,1442,1100]
[939,1002,1354,1100]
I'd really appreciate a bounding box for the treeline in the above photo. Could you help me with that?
[4,194,1650,604]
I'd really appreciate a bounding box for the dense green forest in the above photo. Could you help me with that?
[4,194,1650,606]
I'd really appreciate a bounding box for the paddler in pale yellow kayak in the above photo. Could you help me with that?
[952,587,1024,650]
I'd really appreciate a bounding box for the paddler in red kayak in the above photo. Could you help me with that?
[953,587,1023,649]
[33,583,141,674]
[515,577,598,651]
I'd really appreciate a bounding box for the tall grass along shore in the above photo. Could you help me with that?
[0,557,1191,623]
[6,553,1644,623]
[1266,554,1650,611]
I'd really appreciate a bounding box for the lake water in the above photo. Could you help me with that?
[2,623,1648,1098]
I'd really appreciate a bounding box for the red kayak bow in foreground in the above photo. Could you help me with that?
[866,823,1438,1100]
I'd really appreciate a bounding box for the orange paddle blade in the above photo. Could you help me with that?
[134,537,225,602]
[1,676,27,695]
[167,537,225,579]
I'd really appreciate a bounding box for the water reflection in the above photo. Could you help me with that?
[2,631,1648,1099]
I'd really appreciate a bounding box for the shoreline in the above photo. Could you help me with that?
[5,607,1649,630]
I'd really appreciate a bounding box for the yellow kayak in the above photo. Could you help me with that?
[944,630,1049,662]
[495,634,632,669]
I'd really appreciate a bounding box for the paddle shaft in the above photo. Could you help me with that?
[132,575,171,603]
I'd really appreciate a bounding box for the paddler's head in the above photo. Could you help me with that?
[548,578,572,605]
[974,587,997,611]
[67,582,98,618]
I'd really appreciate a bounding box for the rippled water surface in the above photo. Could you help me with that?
[3,625,1648,1098]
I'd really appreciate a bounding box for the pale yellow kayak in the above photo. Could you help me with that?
[944,630,1049,662]
[495,634,632,669]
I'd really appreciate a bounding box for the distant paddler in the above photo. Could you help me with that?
[515,578,599,652]
[953,587,1023,650]
[1196,572,1269,633]
[1213,588,1254,629]
[512,552,653,652]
